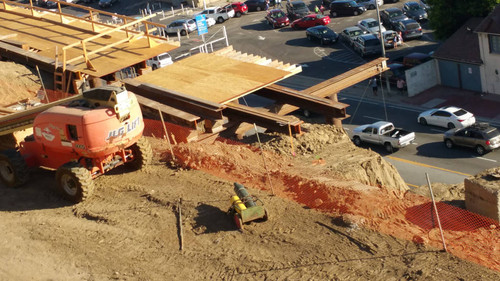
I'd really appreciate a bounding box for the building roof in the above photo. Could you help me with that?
[475,4,500,34]
[432,17,483,65]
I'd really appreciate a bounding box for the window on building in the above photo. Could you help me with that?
[489,34,500,54]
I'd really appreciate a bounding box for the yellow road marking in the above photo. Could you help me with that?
[386,156,472,177]
[406,183,419,188]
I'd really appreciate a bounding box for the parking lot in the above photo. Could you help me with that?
[153,0,441,80]
[42,0,441,85]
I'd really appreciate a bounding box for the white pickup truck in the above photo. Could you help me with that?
[195,7,235,24]
[352,121,415,153]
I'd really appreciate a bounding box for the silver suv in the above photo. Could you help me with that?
[444,123,500,155]
[352,34,382,57]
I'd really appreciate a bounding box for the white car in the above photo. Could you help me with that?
[146,52,173,70]
[357,18,386,35]
[195,7,235,24]
[417,106,476,129]
[193,15,216,29]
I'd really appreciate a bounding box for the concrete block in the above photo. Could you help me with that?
[464,168,500,221]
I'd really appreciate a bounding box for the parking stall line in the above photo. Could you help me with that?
[477,157,497,163]
[363,116,384,120]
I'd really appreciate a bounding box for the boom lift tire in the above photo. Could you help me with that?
[0,149,29,187]
[129,137,153,170]
[56,162,94,202]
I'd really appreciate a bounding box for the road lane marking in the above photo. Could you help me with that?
[363,116,383,120]
[406,183,419,188]
[430,128,445,133]
[386,156,472,177]
[477,157,497,162]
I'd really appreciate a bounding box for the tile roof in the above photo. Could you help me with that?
[432,17,483,64]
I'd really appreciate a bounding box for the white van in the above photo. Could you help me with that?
[146,53,173,70]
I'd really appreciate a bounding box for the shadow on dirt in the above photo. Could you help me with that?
[193,203,236,233]
[0,169,73,211]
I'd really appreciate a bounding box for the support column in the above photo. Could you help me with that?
[325,93,343,128]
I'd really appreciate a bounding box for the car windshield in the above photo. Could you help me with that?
[365,39,381,46]
[158,54,171,60]
[409,5,422,11]
[485,128,500,138]
[294,3,306,8]
[384,33,396,40]
[318,28,329,34]
[273,12,285,17]
[406,23,420,29]
[390,10,404,18]
[351,30,362,36]
[453,109,469,117]
[367,21,378,28]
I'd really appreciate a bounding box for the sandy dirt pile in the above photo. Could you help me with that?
[0,61,40,106]
[0,61,499,280]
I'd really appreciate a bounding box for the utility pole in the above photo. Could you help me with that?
[375,1,386,58]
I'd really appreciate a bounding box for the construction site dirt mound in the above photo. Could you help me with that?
[1,61,499,280]
[0,61,40,106]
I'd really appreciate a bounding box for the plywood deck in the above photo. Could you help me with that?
[0,6,179,77]
[133,52,301,105]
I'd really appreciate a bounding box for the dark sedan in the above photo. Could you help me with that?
[380,7,408,29]
[306,26,338,45]
[402,1,428,22]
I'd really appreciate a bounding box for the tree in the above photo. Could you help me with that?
[427,0,500,40]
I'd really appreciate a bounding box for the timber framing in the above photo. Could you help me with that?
[0,1,390,141]
[0,0,179,77]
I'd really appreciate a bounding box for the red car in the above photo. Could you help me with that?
[291,14,330,29]
[265,9,290,29]
[224,2,249,17]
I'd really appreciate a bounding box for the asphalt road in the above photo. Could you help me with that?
[56,0,499,186]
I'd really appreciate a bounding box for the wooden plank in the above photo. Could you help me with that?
[0,8,179,77]
[133,52,301,105]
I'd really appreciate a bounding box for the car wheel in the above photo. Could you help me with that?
[444,139,453,149]
[307,35,312,41]
[353,11,359,16]
[330,11,337,17]
[217,17,225,23]
[236,11,242,17]
[152,64,158,70]
[320,38,325,45]
[475,145,486,155]
[447,122,456,129]
[353,136,362,146]
[256,6,262,11]
[180,29,187,36]
[384,142,394,153]
[419,117,427,125]
[369,5,375,9]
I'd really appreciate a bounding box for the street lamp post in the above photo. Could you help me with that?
[375,2,386,58]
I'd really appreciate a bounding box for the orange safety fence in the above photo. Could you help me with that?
[142,118,500,272]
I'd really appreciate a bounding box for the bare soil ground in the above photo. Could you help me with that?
[1,62,499,280]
